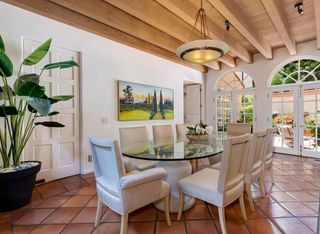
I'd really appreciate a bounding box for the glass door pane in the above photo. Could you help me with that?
[271,89,299,155]
[236,94,254,128]
[216,95,231,137]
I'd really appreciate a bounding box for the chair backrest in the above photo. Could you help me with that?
[119,126,148,152]
[246,130,268,174]
[89,137,125,196]
[153,125,173,142]
[226,123,251,136]
[217,134,251,194]
[176,124,188,138]
[265,128,275,158]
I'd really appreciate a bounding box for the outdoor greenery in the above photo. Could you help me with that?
[0,36,78,168]
[238,95,253,123]
[119,84,173,120]
[271,59,320,86]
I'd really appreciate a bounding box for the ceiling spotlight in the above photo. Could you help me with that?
[294,2,304,15]
[225,20,230,31]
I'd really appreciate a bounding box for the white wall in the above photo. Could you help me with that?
[206,40,320,131]
[0,2,203,173]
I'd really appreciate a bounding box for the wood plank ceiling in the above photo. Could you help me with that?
[2,0,319,73]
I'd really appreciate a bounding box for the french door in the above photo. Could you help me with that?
[269,84,320,158]
[215,91,255,137]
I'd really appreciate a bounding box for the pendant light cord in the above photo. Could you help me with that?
[189,0,210,41]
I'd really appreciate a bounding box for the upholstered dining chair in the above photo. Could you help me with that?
[153,124,173,143]
[226,123,251,136]
[177,134,251,234]
[89,137,171,234]
[119,126,158,171]
[176,124,188,141]
[263,128,276,187]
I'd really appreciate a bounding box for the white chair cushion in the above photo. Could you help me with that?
[210,162,221,170]
[130,158,158,171]
[179,168,223,206]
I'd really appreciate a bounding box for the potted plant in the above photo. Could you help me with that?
[0,35,79,212]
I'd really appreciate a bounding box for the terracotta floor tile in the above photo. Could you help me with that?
[256,202,293,218]
[0,222,11,234]
[184,204,211,220]
[100,208,121,222]
[61,223,94,234]
[36,181,67,198]
[270,192,297,202]
[86,196,98,207]
[287,191,319,201]
[30,224,65,234]
[214,219,249,234]
[76,186,96,196]
[92,223,121,234]
[8,208,31,222]
[303,202,320,212]
[62,195,92,207]
[157,210,181,221]
[233,202,266,219]
[127,222,155,234]
[186,220,218,234]
[71,207,98,223]
[59,176,88,191]
[280,202,317,216]
[13,225,36,233]
[15,208,55,225]
[156,221,186,234]
[273,217,315,234]
[298,217,318,233]
[307,190,320,198]
[129,206,157,221]
[43,207,81,224]
[275,182,301,191]
[37,196,70,208]
[246,219,282,234]
[208,205,240,219]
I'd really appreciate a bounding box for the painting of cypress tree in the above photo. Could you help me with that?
[118,81,174,121]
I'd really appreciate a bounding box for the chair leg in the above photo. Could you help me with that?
[269,167,274,184]
[245,183,255,211]
[95,198,103,227]
[239,194,247,221]
[258,178,265,197]
[120,214,128,234]
[164,195,172,226]
[177,191,184,221]
[195,159,199,171]
[218,207,227,234]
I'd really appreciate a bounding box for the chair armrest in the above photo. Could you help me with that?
[120,167,166,189]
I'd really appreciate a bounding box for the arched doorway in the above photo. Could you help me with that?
[268,57,320,157]
[214,70,256,136]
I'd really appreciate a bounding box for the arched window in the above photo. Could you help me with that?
[215,71,256,134]
[270,59,320,86]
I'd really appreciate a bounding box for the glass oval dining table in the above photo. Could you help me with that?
[122,136,224,212]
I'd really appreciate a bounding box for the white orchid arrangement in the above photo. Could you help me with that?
[187,121,213,135]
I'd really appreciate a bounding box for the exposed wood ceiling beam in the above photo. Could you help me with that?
[104,0,239,68]
[219,55,236,68]
[52,0,220,71]
[207,0,272,59]
[205,61,221,71]
[261,0,296,55]
[315,0,320,49]
[2,0,207,72]
[155,0,252,64]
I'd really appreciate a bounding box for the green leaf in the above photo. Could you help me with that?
[22,38,52,65]
[13,74,39,93]
[0,35,5,52]
[27,104,37,113]
[0,85,14,100]
[27,98,51,116]
[49,95,73,104]
[48,111,59,116]
[17,81,45,98]
[35,121,64,127]
[43,60,79,70]
[0,50,13,77]
[0,105,18,117]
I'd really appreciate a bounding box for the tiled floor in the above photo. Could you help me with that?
[0,154,319,233]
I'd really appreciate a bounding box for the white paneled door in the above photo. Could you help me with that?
[185,84,201,125]
[23,39,80,182]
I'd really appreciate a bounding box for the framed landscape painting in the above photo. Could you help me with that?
[118,81,174,121]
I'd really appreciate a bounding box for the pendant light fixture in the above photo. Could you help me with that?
[176,0,229,64]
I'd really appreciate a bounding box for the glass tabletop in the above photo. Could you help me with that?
[122,136,224,161]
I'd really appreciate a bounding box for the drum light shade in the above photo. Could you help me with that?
[176,39,229,64]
